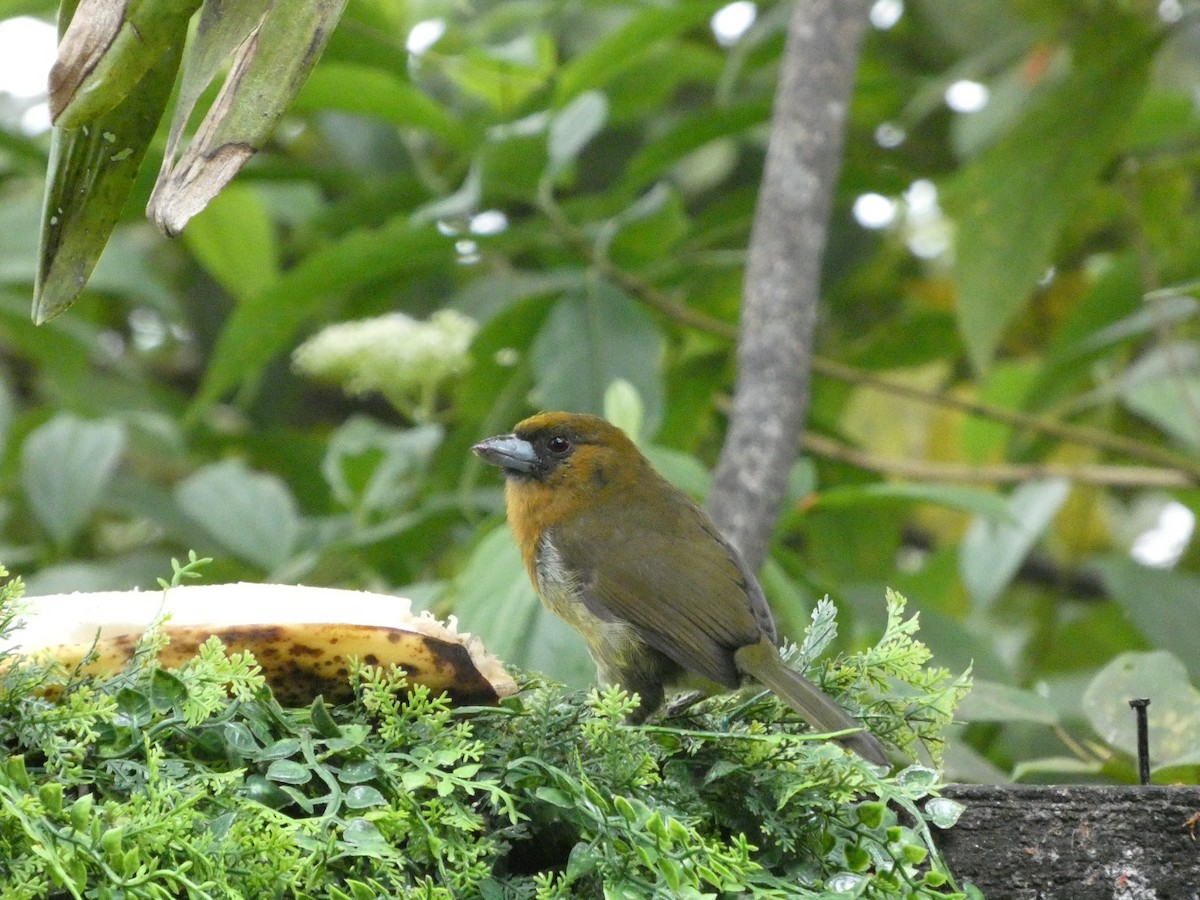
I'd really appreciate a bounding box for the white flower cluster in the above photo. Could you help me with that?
[293,310,478,418]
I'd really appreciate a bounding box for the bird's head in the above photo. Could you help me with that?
[473,411,660,575]
[472,412,644,491]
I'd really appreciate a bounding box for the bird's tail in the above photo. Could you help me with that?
[734,640,889,767]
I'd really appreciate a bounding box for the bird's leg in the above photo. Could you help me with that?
[594,659,664,724]
[663,690,708,717]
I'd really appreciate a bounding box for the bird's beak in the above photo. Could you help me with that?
[472,434,539,475]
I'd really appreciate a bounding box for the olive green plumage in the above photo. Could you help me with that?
[474,412,887,766]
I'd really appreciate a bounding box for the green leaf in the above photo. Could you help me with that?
[924,797,965,829]
[34,38,183,322]
[624,100,770,189]
[181,183,279,300]
[175,459,300,571]
[452,269,585,325]
[547,90,608,176]
[1082,651,1200,770]
[265,759,312,785]
[605,186,689,266]
[849,310,962,371]
[337,761,378,785]
[958,478,1069,608]
[1062,294,1198,360]
[343,785,386,809]
[155,0,270,181]
[530,282,665,435]
[641,445,711,500]
[795,596,839,670]
[1009,755,1104,782]
[1122,373,1200,448]
[554,1,726,103]
[292,62,470,148]
[240,774,292,809]
[321,418,442,513]
[441,33,556,114]
[534,786,574,809]
[945,24,1156,371]
[223,721,259,756]
[602,379,643,445]
[958,360,1038,464]
[410,161,482,225]
[896,765,938,791]
[68,793,95,831]
[855,801,886,829]
[0,121,49,168]
[1093,557,1200,675]
[253,739,302,762]
[21,414,126,546]
[114,688,152,727]
[956,679,1057,724]
[450,527,541,664]
[0,372,17,478]
[148,668,188,712]
[1117,344,1200,448]
[341,817,389,850]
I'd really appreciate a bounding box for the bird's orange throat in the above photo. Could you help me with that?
[502,442,640,582]
[504,478,571,582]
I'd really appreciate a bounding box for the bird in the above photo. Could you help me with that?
[472,411,888,766]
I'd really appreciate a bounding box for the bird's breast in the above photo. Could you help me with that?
[533,531,650,671]
[533,531,596,629]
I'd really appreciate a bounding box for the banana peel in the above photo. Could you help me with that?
[11,583,516,706]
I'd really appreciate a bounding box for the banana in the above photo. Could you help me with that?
[11,583,516,706]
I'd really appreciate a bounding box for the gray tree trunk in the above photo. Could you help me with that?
[707,0,870,570]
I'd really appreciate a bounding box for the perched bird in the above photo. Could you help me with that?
[473,412,888,766]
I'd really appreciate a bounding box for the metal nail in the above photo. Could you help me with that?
[1128,698,1150,785]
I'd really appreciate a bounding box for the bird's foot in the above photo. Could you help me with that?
[663,689,708,717]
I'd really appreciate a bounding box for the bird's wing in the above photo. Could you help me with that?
[551,493,771,688]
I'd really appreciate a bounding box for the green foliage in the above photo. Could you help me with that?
[0,569,970,898]
[1,0,1199,785]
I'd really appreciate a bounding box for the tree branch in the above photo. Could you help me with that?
[811,357,1200,481]
[802,432,1193,489]
[707,0,871,569]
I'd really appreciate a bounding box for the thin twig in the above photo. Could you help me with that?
[802,432,1193,488]
[810,358,1200,481]
[1117,158,1200,436]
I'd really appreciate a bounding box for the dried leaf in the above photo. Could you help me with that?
[47,0,125,119]
[148,0,347,236]
[51,0,200,129]
[157,0,273,183]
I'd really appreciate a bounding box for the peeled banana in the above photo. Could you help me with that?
[11,583,516,706]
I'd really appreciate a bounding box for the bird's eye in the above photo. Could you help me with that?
[547,435,571,455]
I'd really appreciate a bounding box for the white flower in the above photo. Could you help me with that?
[293,310,478,419]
